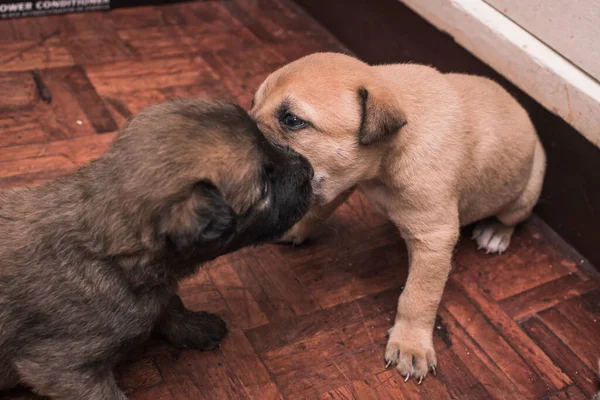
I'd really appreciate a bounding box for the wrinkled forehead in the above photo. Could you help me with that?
[253,69,289,111]
[256,54,362,98]
[253,72,362,131]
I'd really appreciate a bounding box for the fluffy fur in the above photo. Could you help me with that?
[0,99,313,399]
[251,52,546,382]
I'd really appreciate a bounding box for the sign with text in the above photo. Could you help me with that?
[0,0,110,19]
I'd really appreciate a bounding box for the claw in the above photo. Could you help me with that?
[431,365,436,376]
[418,376,423,385]
[404,373,410,382]
[385,360,392,369]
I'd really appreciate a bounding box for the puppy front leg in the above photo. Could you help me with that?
[385,216,458,383]
[156,294,228,351]
[278,186,356,245]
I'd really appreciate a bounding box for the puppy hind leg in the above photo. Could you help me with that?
[499,141,546,226]
[473,141,546,254]
[156,294,228,351]
[472,220,514,254]
[16,360,126,400]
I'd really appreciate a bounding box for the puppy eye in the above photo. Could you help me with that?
[279,113,307,131]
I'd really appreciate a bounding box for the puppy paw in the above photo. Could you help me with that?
[276,224,310,246]
[164,311,228,351]
[472,220,514,254]
[384,322,437,384]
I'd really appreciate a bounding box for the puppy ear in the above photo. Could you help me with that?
[357,86,407,145]
[158,181,237,252]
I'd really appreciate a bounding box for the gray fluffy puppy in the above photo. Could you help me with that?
[0,99,313,399]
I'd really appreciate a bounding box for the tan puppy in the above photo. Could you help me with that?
[250,52,546,383]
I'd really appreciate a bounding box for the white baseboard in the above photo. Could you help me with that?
[399,0,600,148]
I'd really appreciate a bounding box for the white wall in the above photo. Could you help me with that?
[485,0,600,81]
[398,0,600,149]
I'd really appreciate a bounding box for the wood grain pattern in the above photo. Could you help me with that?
[521,317,598,397]
[538,307,600,372]
[546,385,589,400]
[0,1,598,399]
[437,308,524,400]
[442,282,551,399]
[0,36,74,73]
[500,273,597,320]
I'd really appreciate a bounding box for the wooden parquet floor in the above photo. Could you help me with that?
[0,1,599,399]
